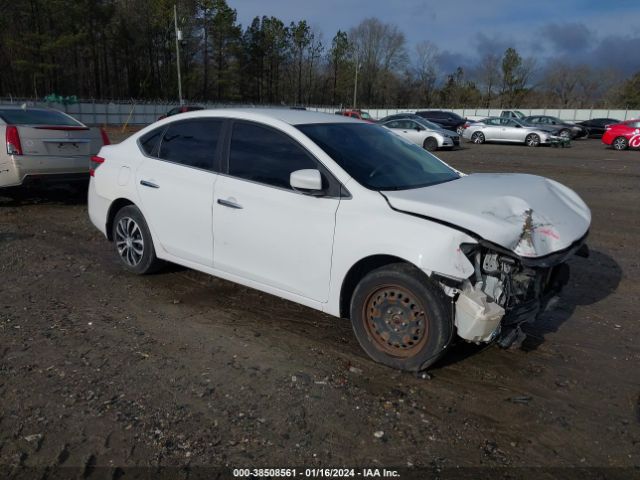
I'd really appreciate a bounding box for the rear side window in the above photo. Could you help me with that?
[0,109,82,126]
[228,122,317,190]
[158,119,222,171]
[139,128,163,156]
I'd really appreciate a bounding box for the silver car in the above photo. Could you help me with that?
[381,115,460,151]
[0,106,108,188]
[462,117,559,147]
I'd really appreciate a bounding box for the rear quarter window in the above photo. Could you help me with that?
[139,127,164,157]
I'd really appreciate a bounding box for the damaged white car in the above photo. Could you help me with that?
[88,109,590,371]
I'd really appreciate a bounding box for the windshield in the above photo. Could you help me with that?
[297,123,460,191]
[0,108,82,126]
[359,111,372,120]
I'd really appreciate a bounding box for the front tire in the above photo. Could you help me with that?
[612,136,628,150]
[525,133,541,147]
[471,131,485,144]
[113,205,163,274]
[559,129,571,140]
[350,263,452,371]
[423,137,438,151]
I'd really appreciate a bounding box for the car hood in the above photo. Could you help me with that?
[382,173,591,258]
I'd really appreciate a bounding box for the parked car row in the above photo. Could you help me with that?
[7,104,639,371]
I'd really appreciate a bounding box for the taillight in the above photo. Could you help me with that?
[89,155,105,177]
[100,128,111,145]
[6,126,23,155]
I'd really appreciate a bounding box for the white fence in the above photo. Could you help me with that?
[1,98,639,125]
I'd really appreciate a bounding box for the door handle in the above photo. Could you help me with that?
[217,198,243,209]
[140,180,159,189]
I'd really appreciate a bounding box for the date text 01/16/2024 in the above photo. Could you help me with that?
[232,468,400,478]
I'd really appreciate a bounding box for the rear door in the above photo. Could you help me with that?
[482,118,502,140]
[135,118,222,266]
[212,120,340,302]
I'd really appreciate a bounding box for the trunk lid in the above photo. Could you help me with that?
[17,125,103,157]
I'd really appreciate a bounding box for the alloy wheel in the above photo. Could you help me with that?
[115,217,145,267]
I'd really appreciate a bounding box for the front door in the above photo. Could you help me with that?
[212,121,340,302]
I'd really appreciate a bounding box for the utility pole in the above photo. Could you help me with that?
[352,50,360,109]
[174,4,183,105]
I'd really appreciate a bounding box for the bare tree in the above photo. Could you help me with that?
[349,17,407,106]
[475,53,500,107]
[413,41,438,106]
[544,60,579,107]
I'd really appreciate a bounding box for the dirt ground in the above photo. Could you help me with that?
[1,136,639,478]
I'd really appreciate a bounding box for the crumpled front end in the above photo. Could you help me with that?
[449,238,587,347]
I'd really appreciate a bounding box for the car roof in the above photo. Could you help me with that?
[165,107,359,125]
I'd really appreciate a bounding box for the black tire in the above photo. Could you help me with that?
[471,131,485,144]
[612,136,628,151]
[350,263,453,371]
[423,137,438,151]
[525,133,541,147]
[559,129,571,140]
[112,205,163,274]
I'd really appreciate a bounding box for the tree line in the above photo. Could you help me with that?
[1,0,639,108]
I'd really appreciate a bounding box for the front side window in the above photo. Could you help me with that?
[228,122,317,189]
[297,123,459,191]
[384,120,402,129]
[158,119,221,170]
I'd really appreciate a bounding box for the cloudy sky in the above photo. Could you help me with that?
[228,0,640,75]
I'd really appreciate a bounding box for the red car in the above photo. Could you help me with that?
[602,119,640,150]
[335,109,376,123]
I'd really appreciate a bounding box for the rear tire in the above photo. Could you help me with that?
[525,133,541,147]
[612,136,628,151]
[350,263,452,371]
[471,132,485,144]
[423,137,438,151]
[113,205,163,274]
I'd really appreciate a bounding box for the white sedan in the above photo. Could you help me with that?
[380,115,460,151]
[88,109,591,371]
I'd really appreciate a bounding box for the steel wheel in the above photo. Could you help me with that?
[362,284,429,358]
[526,133,540,147]
[559,129,571,140]
[115,216,145,267]
[471,132,485,144]
[613,136,628,151]
[456,126,464,135]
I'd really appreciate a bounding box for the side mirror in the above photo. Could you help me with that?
[415,125,423,131]
[290,169,323,193]
[515,124,521,128]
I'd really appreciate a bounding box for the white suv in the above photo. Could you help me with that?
[88,109,591,371]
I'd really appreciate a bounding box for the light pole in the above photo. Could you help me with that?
[174,4,183,105]
[353,50,361,109]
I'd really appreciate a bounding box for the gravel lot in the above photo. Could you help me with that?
[1,136,638,478]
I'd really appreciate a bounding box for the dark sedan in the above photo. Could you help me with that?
[415,110,467,135]
[522,115,588,139]
[576,118,621,138]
